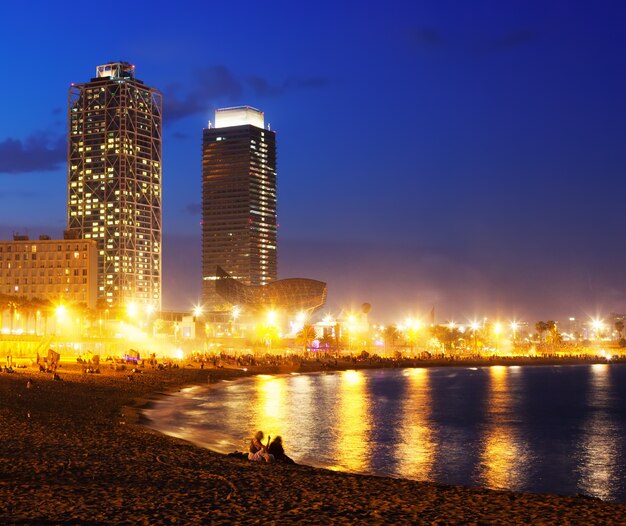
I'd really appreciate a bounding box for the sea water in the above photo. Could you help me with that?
[143,363,626,502]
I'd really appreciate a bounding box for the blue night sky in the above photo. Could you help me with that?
[0,0,625,323]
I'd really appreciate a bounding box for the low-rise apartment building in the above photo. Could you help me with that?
[0,234,98,309]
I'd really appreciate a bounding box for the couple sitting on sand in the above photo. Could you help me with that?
[249,431,294,464]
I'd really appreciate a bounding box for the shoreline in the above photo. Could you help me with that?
[2,358,626,524]
[140,358,626,492]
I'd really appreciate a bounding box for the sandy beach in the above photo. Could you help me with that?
[2,360,626,525]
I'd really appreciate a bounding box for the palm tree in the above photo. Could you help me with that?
[7,300,19,334]
[429,325,461,352]
[296,324,317,352]
[383,325,400,351]
[545,320,561,345]
[535,321,548,343]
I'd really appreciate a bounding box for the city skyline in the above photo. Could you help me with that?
[0,1,625,322]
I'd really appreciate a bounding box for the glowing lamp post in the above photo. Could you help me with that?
[591,318,605,340]
[403,317,422,354]
[266,309,277,326]
[347,314,357,351]
[470,321,480,354]
[146,304,155,335]
[127,302,138,322]
[230,305,241,337]
[494,322,502,354]
[510,321,519,345]
[265,309,278,352]
[55,305,66,336]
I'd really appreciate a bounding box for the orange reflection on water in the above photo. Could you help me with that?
[251,375,289,440]
[333,370,370,472]
[396,368,434,479]
[578,364,617,500]
[479,366,524,490]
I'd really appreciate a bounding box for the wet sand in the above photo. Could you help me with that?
[1,361,625,524]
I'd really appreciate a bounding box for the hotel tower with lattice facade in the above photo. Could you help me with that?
[67,62,162,310]
[202,107,277,311]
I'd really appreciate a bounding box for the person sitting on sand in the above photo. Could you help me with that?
[267,436,295,464]
[248,431,274,463]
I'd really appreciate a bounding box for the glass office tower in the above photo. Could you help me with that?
[202,107,277,311]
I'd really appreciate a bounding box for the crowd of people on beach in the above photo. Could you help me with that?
[186,350,626,373]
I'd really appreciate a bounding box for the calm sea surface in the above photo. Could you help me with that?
[144,364,626,501]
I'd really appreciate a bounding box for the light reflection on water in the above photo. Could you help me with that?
[578,364,619,501]
[395,368,434,479]
[477,365,530,490]
[144,364,626,502]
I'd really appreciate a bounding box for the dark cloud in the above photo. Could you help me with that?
[0,132,66,174]
[162,66,328,123]
[247,76,329,97]
[172,131,188,140]
[411,28,444,48]
[51,107,63,115]
[486,30,536,51]
[185,202,202,215]
[162,65,243,123]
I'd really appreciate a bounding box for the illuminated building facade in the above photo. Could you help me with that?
[0,235,98,309]
[67,62,162,310]
[202,107,277,310]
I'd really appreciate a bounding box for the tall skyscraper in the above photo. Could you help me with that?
[67,62,162,311]
[202,106,277,311]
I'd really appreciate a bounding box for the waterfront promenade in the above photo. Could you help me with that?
[1,358,625,524]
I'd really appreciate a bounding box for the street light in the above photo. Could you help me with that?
[127,302,138,320]
[494,322,502,353]
[347,313,358,351]
[510,321,519,343]
[266,309,278,326]
[470,321,480,354]
[227,305,241,337]
[55,305,66,320]
[55,305,66,336]
[591,318,605,340]
[145,304,155,335]
[265,309,278,352]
